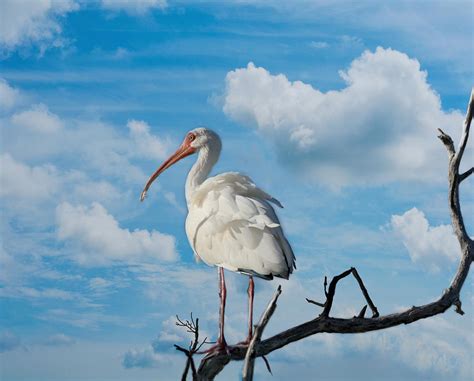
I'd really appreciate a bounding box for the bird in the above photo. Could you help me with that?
[140,127,295,352]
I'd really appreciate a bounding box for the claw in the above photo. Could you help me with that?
[198,338,231,356]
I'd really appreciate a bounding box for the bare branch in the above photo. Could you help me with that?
[309,267,379,318]
[437,128,455,158]
[459,167,473,182]
[305,298,325,307]
[320,268,353,317]
[242,285,282,381]
[351,267,380,318]
[455,88,474,168]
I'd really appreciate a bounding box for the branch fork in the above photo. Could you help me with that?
[306,267,380,319]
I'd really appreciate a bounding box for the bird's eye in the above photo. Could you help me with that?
[188,134,195,141]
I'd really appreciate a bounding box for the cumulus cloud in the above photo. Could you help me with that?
[0,0,79,54]
[0,79,21,111]
[122,347,162,368]
[127,119,171,160]
[121,330,181,370]
[222,47,463,187]
[56,202,178,266]
[101,0,167,15]
[391,207,459,272]
[11,103,63,133]
[0,153,59,200]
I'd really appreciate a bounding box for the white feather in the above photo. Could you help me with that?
[186,171,295,279]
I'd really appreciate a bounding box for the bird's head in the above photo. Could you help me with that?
[140,127,221,202]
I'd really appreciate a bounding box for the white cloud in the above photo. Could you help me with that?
[56,202,178,266]
[0,153,131,226]
[309,41,329,49]
[11,103,63,133]
[391,207,459,272]
[41,333,75,346]
[3,113,170,186]
[222,47,463,187]
[0,0,79,54]
[0,286,76,300]
[88,277,115,297]
[153,315,210,346]
[39,308,126,329]
[0,79,21,111]
[127,119,171,160]
[122,347,163,368]
[123,323,186,369]
[353,317,473,378]
[0,153,59,200]
[101,0,167,15]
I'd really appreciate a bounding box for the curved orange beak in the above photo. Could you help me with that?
[140,140,196,202]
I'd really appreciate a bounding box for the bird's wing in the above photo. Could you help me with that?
[187,172,295,279]
[190,172,283,209]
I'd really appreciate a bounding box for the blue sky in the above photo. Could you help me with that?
[0,1,473,380]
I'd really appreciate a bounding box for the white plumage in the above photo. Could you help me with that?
[186,172,295,279]
[140,127,295,349]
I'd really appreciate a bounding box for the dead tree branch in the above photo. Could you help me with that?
[242,285,282,381]
[307,267,380,318]
[191,89,473,380]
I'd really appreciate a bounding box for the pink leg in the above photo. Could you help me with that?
[246,276,255,343]
[199,267,229,354]
[218,266,227,346]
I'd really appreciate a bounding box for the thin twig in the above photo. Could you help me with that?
[261,355,272,375]
[305,298,325,307]
[357,305,368,318]
[174,314,205,380]
[459,167,473,182]
[350,267,380,317]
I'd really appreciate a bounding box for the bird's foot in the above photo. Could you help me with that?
[236,335,252,347]
[198,338,231,356]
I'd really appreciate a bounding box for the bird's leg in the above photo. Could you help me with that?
[199,267,230,354]
[218,266,227,347]
[237,275,255,346]
[246,276,255,344]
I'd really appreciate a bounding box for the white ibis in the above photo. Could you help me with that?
[140,128,295,352]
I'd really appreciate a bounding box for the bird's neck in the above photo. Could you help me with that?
[185,145,219,204]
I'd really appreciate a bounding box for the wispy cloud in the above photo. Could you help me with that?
[100,0,167,15]
[41,333,75,346]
